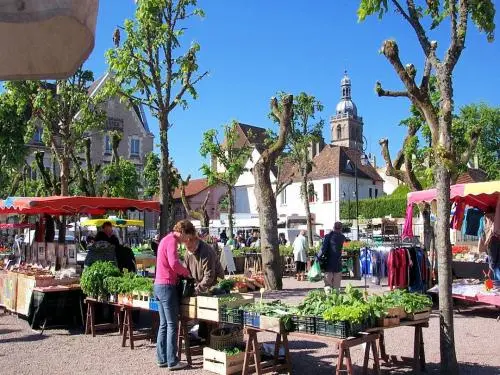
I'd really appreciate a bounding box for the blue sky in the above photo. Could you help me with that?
[85,0,500,178]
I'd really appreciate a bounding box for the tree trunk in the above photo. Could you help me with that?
[253,162,282,290]
[435,162,458,374]
[60,153,70,196]
[159,118,171,237]
[228,187,234,239]
[85,138,96,196]
[302,176,313,247]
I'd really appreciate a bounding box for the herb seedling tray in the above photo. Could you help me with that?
[316,318,364,339]
[406,308,431,321]
[219,307,244,325]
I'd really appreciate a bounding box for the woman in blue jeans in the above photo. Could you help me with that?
[154,220,192,370]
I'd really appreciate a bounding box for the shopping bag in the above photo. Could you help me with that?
[307,261,322,282]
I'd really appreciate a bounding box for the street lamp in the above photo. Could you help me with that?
[347,149,369,241]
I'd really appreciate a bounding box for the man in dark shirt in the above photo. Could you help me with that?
[316,222,346,290]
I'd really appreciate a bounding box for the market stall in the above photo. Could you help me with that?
[0,196,160,324]
[403,181,500,306]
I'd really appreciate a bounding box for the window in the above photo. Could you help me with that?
[104,135,112,154]
[369,188,373,198]
[375,189,378,198]
[336,125,342,140]
[33,127,43,143]
[308,187,315,203]
[323,183,331,202]
[131,138,140,157]
[280,188,287,205]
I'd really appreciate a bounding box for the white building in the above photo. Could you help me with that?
[215,72,384,237]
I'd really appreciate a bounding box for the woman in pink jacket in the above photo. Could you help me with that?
[154,220,193,370]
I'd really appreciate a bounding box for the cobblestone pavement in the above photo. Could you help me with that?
[0,277,499,375]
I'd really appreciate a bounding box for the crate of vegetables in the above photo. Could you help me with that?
[316,318,364,339]
[203,346,245,375]
[197,294,254,322]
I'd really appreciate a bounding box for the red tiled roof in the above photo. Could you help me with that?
[172,178,209,199]
[277,145,383,185]
[456,168,488,184]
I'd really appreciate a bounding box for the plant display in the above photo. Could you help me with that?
[296,284,364,316]
[279,245,293,257]
[102,272,153,296]
[216,279,235,293]
[323,302,371,324]
[80,261,121,299]
[223,347,242,356]
[384,290,432,313]
[242,300,295,331]
[343,241,366,253]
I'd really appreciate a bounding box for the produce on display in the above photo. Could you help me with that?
[80,261,121,299]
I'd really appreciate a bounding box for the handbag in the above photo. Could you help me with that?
[177,277,196,298]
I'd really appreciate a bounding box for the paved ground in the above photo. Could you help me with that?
[1,277,499,375]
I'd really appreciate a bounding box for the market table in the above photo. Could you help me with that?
[242,326,292,375]
[28,286,84,333]
[84,298,124,337]
[291,331,380,375]
[366,318,429,375]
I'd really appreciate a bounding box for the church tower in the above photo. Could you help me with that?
[330,71,364,150]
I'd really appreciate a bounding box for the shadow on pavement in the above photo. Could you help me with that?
[0,328,22,335]
[0,334,48,344]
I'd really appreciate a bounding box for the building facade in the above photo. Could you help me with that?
[25,73,154,189]
[215,72,383,236]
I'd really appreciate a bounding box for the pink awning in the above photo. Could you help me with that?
[407,181,500,212]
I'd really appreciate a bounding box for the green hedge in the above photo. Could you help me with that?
[340,197,409,219]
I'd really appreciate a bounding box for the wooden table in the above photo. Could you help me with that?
[366,319,429,375]
[121,304,159,349]
[84,298,123,337]
[242,327,291,375]
[291,331,380,375]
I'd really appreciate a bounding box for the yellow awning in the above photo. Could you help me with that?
[81,218,144,228]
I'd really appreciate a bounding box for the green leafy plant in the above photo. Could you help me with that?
[323,301,371,324]
[81,261,121,299]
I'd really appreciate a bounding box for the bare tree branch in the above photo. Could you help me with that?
[375,82,409,98]
[444,0,468,70]
[265,95,293,161]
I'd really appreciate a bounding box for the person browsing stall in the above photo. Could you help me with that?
[154,221,192,371]
[182,220,224,294]
[316,221,346,290]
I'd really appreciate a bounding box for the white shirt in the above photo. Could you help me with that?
[293,234,308,263]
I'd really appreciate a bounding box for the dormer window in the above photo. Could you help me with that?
[33,127,43,144]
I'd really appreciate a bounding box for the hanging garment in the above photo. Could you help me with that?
[451,201,466,230]
[478,213,495,253]
[360,248,373,276]
[387,249,398,289]
[462,208,484,236]
[402,205,414,239]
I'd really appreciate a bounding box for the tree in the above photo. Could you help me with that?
[254,95,293,290]
[0,86,31,197]
[7,68,105,196]
[454,103,500,180]
[180,175,211,228]
[358,1,495,373]
[143,152,161,198]
[277,92,323,247]
[100,159,140,199]
[200,121,253,238]
[106,0,208,236]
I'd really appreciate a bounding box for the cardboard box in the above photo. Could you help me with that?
[203,347,245,375]
[197,294,254,322]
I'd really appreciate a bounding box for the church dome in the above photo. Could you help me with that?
[336,99,357,116]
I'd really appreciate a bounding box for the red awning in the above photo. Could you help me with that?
[0,196,160,215]
[0,223,35,229]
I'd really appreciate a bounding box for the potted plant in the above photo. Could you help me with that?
[80,261,121,301]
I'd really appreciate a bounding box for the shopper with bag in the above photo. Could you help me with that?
[293,230,308,281]
[315,222,346,290]
[154,221,192,371]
